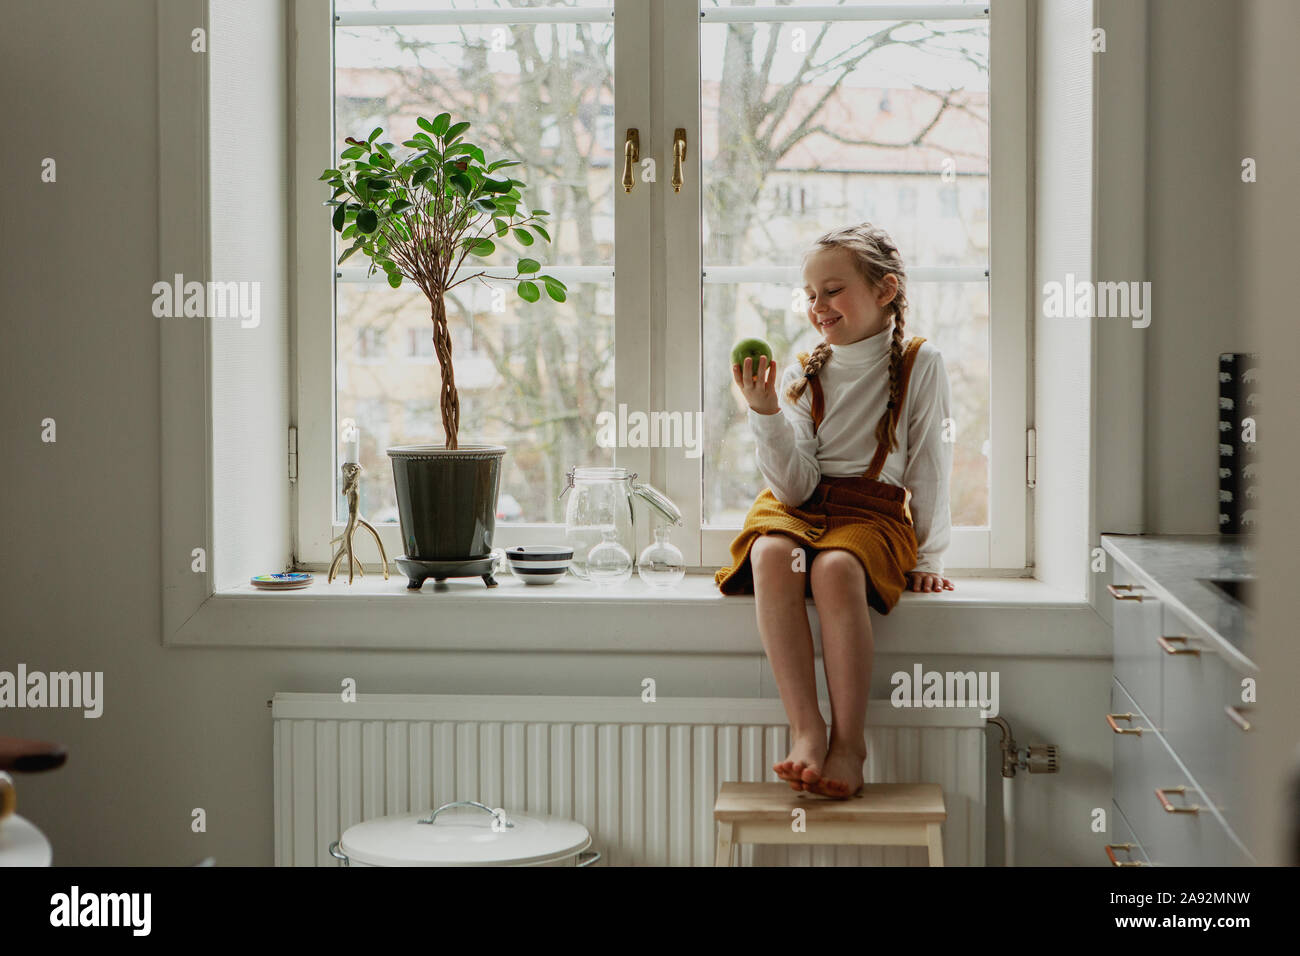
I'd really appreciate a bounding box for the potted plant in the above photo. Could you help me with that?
[321,113,565,567]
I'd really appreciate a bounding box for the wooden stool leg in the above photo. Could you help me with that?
[715,822,735,867]
[926,823,944,867]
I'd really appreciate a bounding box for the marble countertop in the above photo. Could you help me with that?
[1100,533,1256,671]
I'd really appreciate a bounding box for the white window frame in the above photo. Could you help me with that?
[291,0,1028,572]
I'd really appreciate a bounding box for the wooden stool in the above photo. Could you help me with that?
[713,781,947,866]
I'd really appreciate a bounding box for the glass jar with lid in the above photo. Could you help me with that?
[558,466,682,580]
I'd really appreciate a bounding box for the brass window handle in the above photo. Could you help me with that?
[622,128,640,193]
[672,127,687,193]
[1157,635,1200,656]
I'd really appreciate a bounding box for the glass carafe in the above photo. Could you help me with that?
[637,526,686,588]
[559,466,682,580]
[587,529,633,587]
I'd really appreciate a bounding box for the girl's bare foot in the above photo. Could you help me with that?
[810,741,865,799]
[773,729,827,791]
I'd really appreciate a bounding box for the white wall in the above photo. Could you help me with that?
[1144,0,1249,531]
[0,0,1268,866]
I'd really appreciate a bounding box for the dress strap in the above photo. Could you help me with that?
[863,336,926,480]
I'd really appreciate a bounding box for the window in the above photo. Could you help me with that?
[294,0,1027,571]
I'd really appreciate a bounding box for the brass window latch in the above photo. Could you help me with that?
[622,128,639,193]
[672,127,687,193]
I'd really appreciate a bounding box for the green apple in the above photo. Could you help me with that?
[731,337,773,382]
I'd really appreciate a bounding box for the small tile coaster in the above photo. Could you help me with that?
[251,572,314,590]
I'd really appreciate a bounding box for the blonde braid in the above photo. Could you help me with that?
[874,302,907,455]
[785,340,834,403]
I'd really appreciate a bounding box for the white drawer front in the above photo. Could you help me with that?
[1111,678,1157,844]
[1110,567,1163,726]
[1159,606,1254,837]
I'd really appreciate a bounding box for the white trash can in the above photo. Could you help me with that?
[329,800,599,867]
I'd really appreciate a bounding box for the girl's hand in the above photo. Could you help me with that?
[733,355,780,416]
[908,572,954,593]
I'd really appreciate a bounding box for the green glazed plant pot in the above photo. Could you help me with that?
[387,445,507,561]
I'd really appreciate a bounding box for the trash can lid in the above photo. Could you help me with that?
[339,804,591,867]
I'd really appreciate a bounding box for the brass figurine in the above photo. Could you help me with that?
[329,462,390,584]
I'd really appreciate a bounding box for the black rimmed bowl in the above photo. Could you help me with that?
[505,546,573,585]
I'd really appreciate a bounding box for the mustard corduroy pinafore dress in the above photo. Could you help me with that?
[714,336,926,615]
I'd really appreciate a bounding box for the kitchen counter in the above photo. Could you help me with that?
[1100,533,1256,672]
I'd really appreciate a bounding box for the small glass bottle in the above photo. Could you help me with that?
[587,528,633,587]
[637,526,686,589]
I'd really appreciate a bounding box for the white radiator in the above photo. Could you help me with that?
[272,693,987,866]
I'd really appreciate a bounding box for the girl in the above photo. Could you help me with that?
[714,223,955,799]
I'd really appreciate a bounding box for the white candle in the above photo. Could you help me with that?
[343,421,360,463]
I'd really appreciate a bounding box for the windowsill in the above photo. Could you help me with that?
[167,572,1110,657]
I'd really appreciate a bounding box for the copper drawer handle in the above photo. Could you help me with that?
[1106,713,1143,735]
[1157,635,1200,656]
[1155,785,1201,814]
[1225,705,1253,731]
[1107,583,1145,601]
[1105,843,1146,867]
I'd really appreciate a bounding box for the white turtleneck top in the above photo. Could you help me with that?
[746,326,953,575]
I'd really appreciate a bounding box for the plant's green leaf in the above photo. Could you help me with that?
[412,166,436,187]
[332,205,346,231]
[445,121,470,140]
[338,239,364,263]
[319,168,340,181]
[444,143,475,158]
[469,238,496,256]
[402,140,426,150]
[332,186,348,200]
[340,145,365,160]
[481,178,511,193]
[492,217,509,237]
[517,280,540,303]
[468,146,485,164]
[367,178,391,191]
[341,224,357,239]
[432,113,450,134]
[390,198,413,214]
[417,116,437,134]
[356,209,379,234]
[390,219,411,241]
[517,257,540,274]
[543,280,566,303]
[367,126,383,143]
[387,271,402,289]
[487,159,522,172]
[513,228,535,247]
[531,224,551,243]
[412,131,436,146]
[449,173,473,196]
[473,198,498,213]
[531,208,551,217]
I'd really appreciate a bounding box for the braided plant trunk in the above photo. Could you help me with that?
[430,294,460,450]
